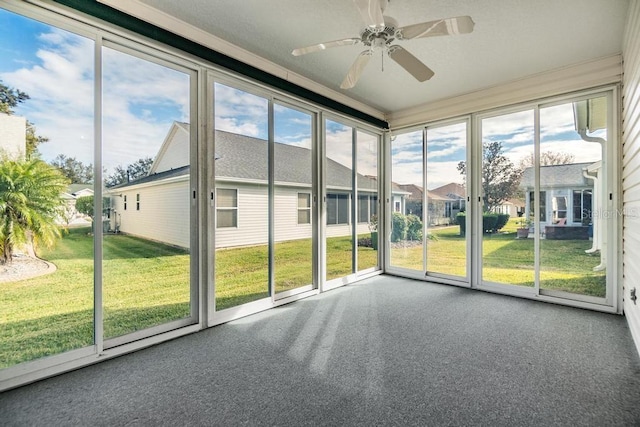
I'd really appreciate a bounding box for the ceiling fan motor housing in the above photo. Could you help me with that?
[361,16,398,47]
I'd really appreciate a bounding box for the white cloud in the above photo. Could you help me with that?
[2,27,192,172]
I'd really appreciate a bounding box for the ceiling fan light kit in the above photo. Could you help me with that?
[291,0,474,89]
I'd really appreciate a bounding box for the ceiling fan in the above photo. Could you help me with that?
[291,0,474,89]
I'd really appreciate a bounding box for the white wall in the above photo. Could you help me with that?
[622,0,640,355]
[0,114,25,158]
[151,124,189,174]
[112,177,191,248]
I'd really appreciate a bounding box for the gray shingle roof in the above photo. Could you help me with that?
[520,162,594,189]
[113,130,377,191]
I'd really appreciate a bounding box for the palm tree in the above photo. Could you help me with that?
[0,157,69,264]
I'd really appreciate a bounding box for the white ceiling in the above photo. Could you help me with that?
[137,0,629,115]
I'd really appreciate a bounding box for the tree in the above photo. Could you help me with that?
[0,157,69,264]
[0,80,29,114]
[518,151,576,169]
[457,141,522,212]
[75,196,94,219]
[105,157,153,187]
[50,154,93,184]
[26,122,48,158]
[1,80,48,158]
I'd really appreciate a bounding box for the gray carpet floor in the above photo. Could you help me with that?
[2,275,640,426]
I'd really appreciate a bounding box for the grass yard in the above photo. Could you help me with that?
[390,219,605,296]
[215,235,378,309]
[0,227,191,369]
[0,229,377,368]
[1,219,603,369]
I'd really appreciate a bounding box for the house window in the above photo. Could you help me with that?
[551,195,567,223]
[136,193,140,211]
[529,191,547,222]
[327,193,349,225]
[394,200,401,213]
[297,193,311,224]
[572,189,592,224]
[357,194,378,223]
[217,188,238,228]
[123,195,127,210]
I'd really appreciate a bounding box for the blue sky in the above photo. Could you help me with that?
[0,8,316,174]
[392,105,605,189]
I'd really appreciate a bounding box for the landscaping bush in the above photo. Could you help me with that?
[483,213,498,234]
[456,212,466,236]
[406,214,423,241]
[391,212,407,242]
[494,213,510,232]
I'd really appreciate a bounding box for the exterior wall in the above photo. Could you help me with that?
[0,114,26,158]
[113,179,375,249]
[111,177,191,248]
[151,126,189,173]
[622,0,640,354]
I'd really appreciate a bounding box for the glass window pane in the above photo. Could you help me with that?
[539,97,606,297]
[274,104,313,294]
[297,209,310,225]
[214,83,268,310]
[217,210,237,228]
[481,110,534,287]
[390,130,424,271]
[325,120,354,280]
[102,46,193,342]
[0,10,94,368]
[357,131,378,271]
[217,189,237,207]
[298,193,310,209]
[426,122,467,278]
[337,194,349,224]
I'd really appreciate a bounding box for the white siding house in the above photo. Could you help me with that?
[622,0,640,355]
[107,122,387,249]
[520,163,596,226]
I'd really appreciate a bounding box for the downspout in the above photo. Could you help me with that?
[578,130,606,271]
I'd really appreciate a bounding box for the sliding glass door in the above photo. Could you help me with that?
[478,92,614,304]
[324,119,380,286]
[389,121,469,283]
[102,44,196,346]
[273,103,315,297]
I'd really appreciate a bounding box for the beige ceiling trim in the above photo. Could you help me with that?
[388,54,622,130]
[97,0,385,121]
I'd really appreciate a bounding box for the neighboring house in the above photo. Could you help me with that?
[59,184,94,226]
[492,198,525,218]
[431,182,467,220]
[107,122,395,249]
[395,183,459,225]
[520,162,596,226]
[0,114,26,159]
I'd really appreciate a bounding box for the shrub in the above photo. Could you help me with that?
[391,212,407,242]
[483,213,498,233]
[495,213,510,232]
[406,214,423,241]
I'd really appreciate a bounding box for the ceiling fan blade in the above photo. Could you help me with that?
[388,46,434,82]
[340,50,373,89]
[399,16,475,40]
[353,0,385,28]
[292,38,361,56]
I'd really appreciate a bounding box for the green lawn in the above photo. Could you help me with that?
[1,220,603,369]
[390,219,605,296]
[0,229,377,368]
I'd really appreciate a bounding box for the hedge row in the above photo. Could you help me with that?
[456,212,510,236]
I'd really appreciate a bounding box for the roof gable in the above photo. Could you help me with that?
[520,162,595,189]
